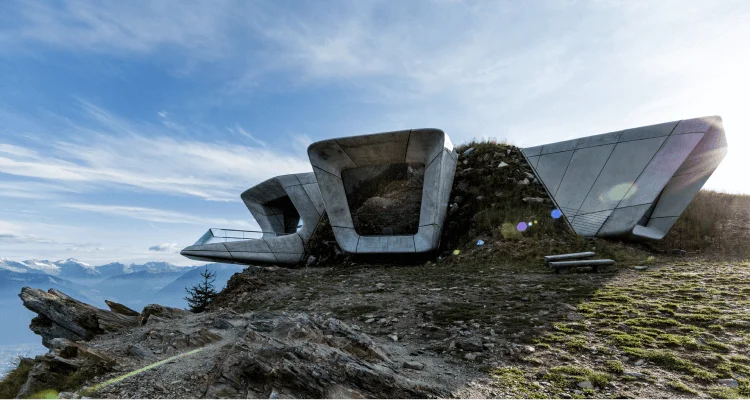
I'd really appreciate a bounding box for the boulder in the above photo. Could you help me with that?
[138,304,191,325]
[127,344,157,361]
[105,300,140,317]
[205,313,444,398]
[19,287,138,348]
[16,340,114,399]
[457,337,483,352]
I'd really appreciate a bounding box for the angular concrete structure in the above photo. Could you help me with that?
[180,173,325,264]
[308,129,457,253]
[521,116,727,240]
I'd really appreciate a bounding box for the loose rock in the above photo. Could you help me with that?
[457,338,483,352]
[578,380,593,389]
[717,378,739,388]
[566,312,584,322]
[403,361,425,370]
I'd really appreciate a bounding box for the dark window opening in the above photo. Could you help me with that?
[342,163,424,236]
[265,196,301,234]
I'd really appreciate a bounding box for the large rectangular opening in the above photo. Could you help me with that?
[341,163,424,235]
[264,195,301,234]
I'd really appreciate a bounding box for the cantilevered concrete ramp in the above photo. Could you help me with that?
[181,172,325,265]
[522,116,727,240]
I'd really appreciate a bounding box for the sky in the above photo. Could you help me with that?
[0,0,748,265]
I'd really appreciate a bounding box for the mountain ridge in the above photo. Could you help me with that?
[1,258,200,280]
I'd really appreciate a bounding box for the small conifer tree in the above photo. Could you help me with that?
[184,268,218,313]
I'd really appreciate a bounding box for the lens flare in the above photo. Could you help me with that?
[82,346,207,396]
[602,182,636,202]
[453,249,461,256]
[551,209,562,219]
[516,222,528,232]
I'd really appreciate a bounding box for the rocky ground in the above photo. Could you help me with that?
[4,254,749,399]
[209,252,750,399]
[2,141,749,398]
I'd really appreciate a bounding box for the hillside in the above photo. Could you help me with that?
[2,141,749,399]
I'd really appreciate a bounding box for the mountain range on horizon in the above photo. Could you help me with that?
[0,258,201,279]
[0,257,247,347]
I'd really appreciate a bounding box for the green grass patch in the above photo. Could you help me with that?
[621,347,716,381]
[491,367,545,398]
[706,339,732,353]
[624,317,682,328]
[0,358,35,399]
[607,332,655,347]
[565,336,587,352]
[655,333,702,349]
[546,366,611,388]
[666,380,698,395]
[605,360,624,373]
[709,387,740,399]
[730,354,750,364]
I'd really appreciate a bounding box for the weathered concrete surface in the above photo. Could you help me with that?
[522,116,727,240]
[181,172,325,265]
[308,129,457,254]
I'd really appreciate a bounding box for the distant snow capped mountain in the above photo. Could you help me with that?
[0,269,93,303]
[0,258,247,347]
[96,262,132,278]
[130,261,185,274]
[19,260,61,275]
[54,258,101,280]
[0,259,194,280]
[0,259,43,274]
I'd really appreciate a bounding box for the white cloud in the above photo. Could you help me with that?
[227,124,268,147]
[0,181,82,199]
[0,102,312,202]
[0,233,56,244]
[2,0,239,58]
[60,203,257,229]
[148,242,179,252]
[66,244,105,253]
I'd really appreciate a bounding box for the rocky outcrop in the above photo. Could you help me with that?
[204,312,445,399]
[12,289,451,399]
[105,300,140,317]
[19,287,138,348]
[138,303,191,325]
[16,339,115,398]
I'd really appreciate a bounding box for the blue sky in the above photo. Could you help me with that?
[1,0,748,265]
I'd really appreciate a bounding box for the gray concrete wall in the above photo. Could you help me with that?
[181,172,325,265]
[522,116,727,240]
[308,129,457,253]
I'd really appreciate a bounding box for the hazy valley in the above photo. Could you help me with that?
[0,258,243,377]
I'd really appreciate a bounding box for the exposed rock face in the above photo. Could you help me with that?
[138,303,191,325]
[105,300,140,317]
[19,287,138,347]
[204,312,446,399]
[16,339,115,398]
[12,298,450,398]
